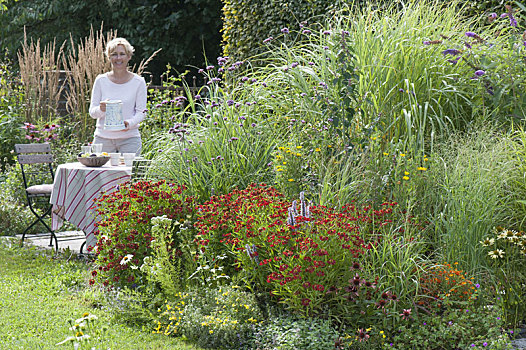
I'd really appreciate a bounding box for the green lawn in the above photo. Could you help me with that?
[0,238,203,350]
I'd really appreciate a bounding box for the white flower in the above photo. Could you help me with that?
[130,265,139,270]
[488,249,504,259]
[480,237,495,247]
[120,254,133,265]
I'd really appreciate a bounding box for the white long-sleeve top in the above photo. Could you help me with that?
[89,72,147,139]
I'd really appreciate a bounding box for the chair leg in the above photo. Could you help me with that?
[80,241,86,255]
[25,201,59,252]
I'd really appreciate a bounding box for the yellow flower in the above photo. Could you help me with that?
[400,153,405,157]
[315,148,321,152]
[328,145,332,148]
[288,179,295,182]
[209,330,214,334]
[296,146,302,149]
[383,152,389,156]
[283,162,287,165]
[404,171,409,175]
[403,176,409,181]
[417,167,427,171]
[296,153,302,156]
[424,158,429,161]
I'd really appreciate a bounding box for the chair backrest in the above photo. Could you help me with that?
[14,143,55,188]
[131,158,155,182]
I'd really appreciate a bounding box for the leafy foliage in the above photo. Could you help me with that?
[91,180,195,289]
[0,0,223,81]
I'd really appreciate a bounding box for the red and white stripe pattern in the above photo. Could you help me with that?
[50,162,131,249]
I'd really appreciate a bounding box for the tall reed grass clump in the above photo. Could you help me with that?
[143,0,525,203]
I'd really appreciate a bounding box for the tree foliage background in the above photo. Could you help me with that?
[0,0,223,82]
[0,0,508,80]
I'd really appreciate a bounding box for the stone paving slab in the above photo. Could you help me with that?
[513,338,526,350]
[16,230,86,254]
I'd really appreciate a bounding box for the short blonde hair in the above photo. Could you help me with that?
[105,38,134,58]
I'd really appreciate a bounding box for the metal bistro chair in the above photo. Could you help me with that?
[131,158,157,182]
[15,143,58,251]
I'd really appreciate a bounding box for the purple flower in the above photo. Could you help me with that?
[323,30,331,35]
[342,30,349,36]
[489,12,497,19]
[281,27,289,34]
[442,49,461,56]
[251,123,256,127]
[308,62,314,66]
[206,65,215,70]
[195,95,201,100]
[423,40,430,45]
[198,69,204,74]
[465,32,477,38]
[483,342,488,347]
[501,13,508,18]
[470,344,475,347]
[227,99,234,106]
[475,283,480,288]
[448,56,461,65]
[231,137,238,141]
[218,67,224,73]
[399,88,404,93]
[241,76,249,82]
[291,62,299,68]
[510,15,518,27]
[302,29,312,35]
[263,37,273,43]
[474,70,485,76]
[465,42,472,49]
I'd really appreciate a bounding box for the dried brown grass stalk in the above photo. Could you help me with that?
[62,25,115,142]
[18,29,65,124]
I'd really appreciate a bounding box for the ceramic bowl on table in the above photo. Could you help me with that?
[77,156,110,167]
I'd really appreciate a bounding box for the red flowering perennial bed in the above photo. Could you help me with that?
[194,183,400,320]
[90,180,195,288]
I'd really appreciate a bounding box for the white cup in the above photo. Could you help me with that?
[123,153,135,166]
[109,153,120,166]
[91,143,103,154]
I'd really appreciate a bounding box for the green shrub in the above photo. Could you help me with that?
[0,164,39,236]
[252,314,339,350]
[155,285,264,350]
[91,180,195,289]
[0,53,24,171]
[194,184,423,328]
[388,295,511,349]
[479,226,526,327]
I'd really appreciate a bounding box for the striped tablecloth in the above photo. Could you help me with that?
[50,162,132,250]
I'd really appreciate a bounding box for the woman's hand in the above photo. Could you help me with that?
[100,101,107,112]
[119,121,130,131]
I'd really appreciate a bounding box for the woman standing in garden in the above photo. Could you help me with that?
[89,37,147,155]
